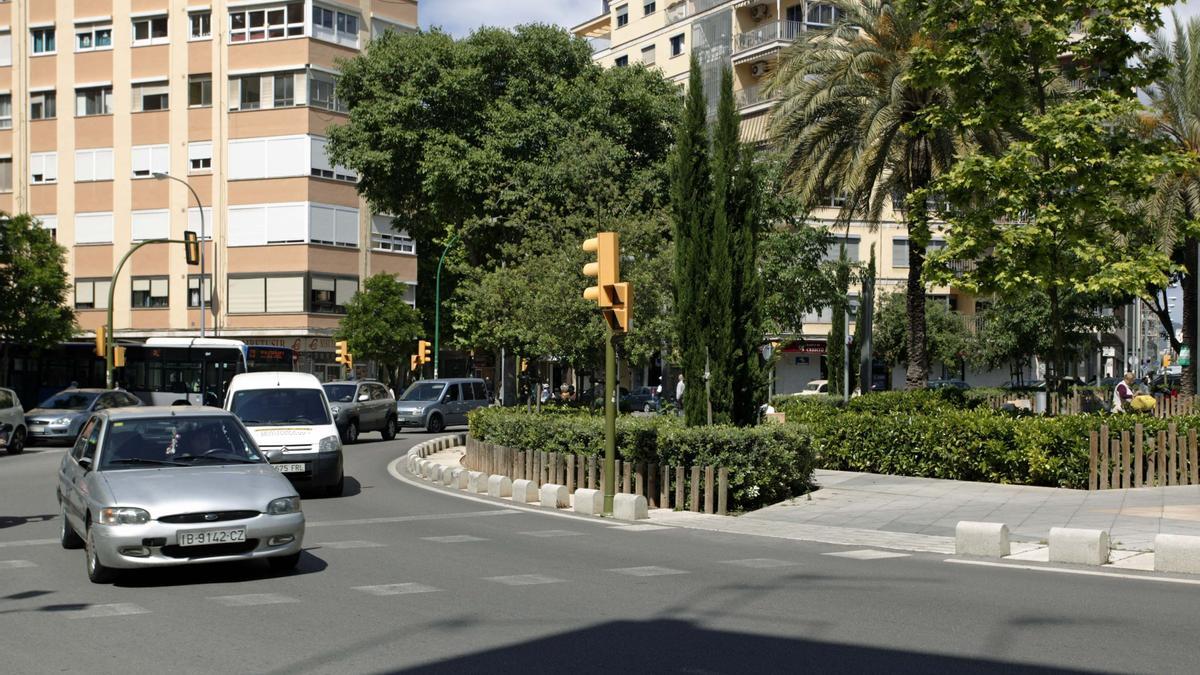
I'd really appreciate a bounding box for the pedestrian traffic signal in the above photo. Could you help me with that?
[335,340,353,369]
[95,326,106,358]
[184,230,200,266]
[418,339,431,365]
[582,232,619,307]
[113,346,126,368]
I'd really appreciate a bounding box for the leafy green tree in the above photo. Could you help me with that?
[769,0,958,389]
[0,214,75,386]
[826,247,853,396]
[335,274,423,389]
[873,290,974,379]
[758,225,835,337]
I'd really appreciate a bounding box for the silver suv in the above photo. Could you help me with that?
[322,380,397,444]
[395,378,490,433]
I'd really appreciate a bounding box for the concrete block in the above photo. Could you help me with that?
[540,483,569,509]
[512,479,539,504]
[1154,534,1200,574]
[435,465,447,483]
[955,521,1011,558]
[449,468,468,490]
[613,493,648,521]
[418,460,432,478]
[1049,527,1109,566]
[441,468,456,486]
[467,471,489,494]
[574,488,604,516]
[488,475,513,498]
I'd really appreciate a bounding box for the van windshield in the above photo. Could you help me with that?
[400,382,446,402]
[229,389,331,426]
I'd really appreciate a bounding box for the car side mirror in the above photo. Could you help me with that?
[358,394,370,402]
[78,456,92,471]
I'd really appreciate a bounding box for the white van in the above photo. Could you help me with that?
[224,372,344,497]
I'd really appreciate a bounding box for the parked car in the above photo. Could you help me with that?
[798,380,830,396]
[0,387,26,454]
[395,378,490,433]
[322,380,398,444]
[25,388,142,446]
[225,372,344,497]
[927,379,970,390]
[56,407,304,583]
[624,386,661,413]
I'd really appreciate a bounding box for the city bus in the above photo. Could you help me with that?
[120,338,294,406]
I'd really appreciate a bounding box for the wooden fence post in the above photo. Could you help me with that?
[615,460,624,493]
[635,462,645,498]
[1089,430,1098,491]
[566,454,575,493]
[661,464,671,509]
[689,466,701,513]
[718,467,729,516]
[1121,431,1131,489]
[1169,423,1179,487]
[588,456,597,490]
[675,466,684,511]
[1158,430,1168,486]
[648,463,658,508]
[704,466,715,514]
[1134,424,1144,488]
[1099,425,1110,490]
[623,461,633,495]
[1190,428,1199,486]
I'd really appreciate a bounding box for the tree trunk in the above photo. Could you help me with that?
[1183,239,1197,396]
[904,238,928,389]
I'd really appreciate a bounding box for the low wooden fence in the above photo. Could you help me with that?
[987,393,1194,418]
[1089,423,1200,490]
[463,436,730,515]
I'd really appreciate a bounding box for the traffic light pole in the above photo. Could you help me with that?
[433,233,460,379]
[603,323,617,516]
[105,238,185,388]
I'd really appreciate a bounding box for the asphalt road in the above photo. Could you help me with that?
[3,429,1200,674]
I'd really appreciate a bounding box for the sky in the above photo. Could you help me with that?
[420,0,1200,38]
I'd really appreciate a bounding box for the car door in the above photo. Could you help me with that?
[0,388,18,437]
[442,383,464,426]
[60,416,102,529]
[372,385,392,428]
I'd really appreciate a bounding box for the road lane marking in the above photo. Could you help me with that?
[63,603,150,619]
[0,560,37,569]
[608,524,672,532]
[353,583,442,596]
[485,574,565,586]
[718,558,799,569]
[945,558,1200,585]
[307,510,519,528]
[312,540,385,550]
[607,566,689,577]
[823,549,911,560]
[519,530,585,538]
[209,593,300,607]
[0,539,58,548]
[421,535,488,544]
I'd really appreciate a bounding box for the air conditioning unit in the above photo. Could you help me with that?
[750,4,771,21]
[750,60,770,78]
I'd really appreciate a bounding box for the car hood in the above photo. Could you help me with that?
[26,408,87,420]
[100,465,296,517]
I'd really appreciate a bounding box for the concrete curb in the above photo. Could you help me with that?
[613,494,648,521]
[955,521,1011,558]
[1153,534,1200,574]
[1049,527,1110,566]
[487,474,513,499]
[574,489,604,516]
[540,483,569,509]
[511,479,539,504]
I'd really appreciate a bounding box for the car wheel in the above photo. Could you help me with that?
[60,504,83,549]
[426,414,444,434]
[325,473,345,498]
[381,416,397,441]
[343,421,359,445]
[268,552,301,573]
[6,427,24,454]
[85,525,116,584]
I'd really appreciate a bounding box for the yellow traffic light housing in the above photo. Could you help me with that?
[335,340,353,369]
[184,230,200,266]
[604,282,633,334]
[410,354,419,371]
[582,232,619,306]
[95,326,107,358]
[113,346,127,368]
[418,339,431,365]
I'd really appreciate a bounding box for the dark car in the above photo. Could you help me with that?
[322,380,398,444]
[927,379,970,391]
[25,388,143,446]
[624,386,661,412]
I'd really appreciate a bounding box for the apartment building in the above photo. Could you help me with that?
[573,0,1009,391]
[0,0,418,380]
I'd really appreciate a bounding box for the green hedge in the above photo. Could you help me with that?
[467,407,814,511]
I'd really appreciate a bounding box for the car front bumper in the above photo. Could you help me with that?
[91,512,305,569]
[395,411,427,427]
[26,423,75,443]
[268,451,343,488]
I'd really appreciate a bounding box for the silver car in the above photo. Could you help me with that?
[26,388,143,445]
[395,378,490,433]
[57,407,305,583]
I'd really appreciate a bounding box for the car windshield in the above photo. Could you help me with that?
[229,389,332,426]
[100,416,263,470]
[805,382,822,391]
[400,382,446,402]
[38,391,99,410]
[323,384,357,403]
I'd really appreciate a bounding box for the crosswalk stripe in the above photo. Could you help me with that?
[63,603,150,619]
[0,539,57,548]
[421,535,488,544]
[0,560,37,569]
[307,509,518,528]
[608,524,672,532]
[823,549,911,560]
[209,593,299,607]
[485,574,565,586]
[718,558,799,569]
[607,566,689,577]
[353,583,442,596]
[519,530,585,538]
[314,540,385,550]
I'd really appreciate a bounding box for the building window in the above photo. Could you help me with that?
[132,81,169,112]
[35,215,57,241]
[30,152,57,184]
[188,141,212,172]
[190,11,212,40]
[892,238,946,268]
[641,45,655,66]
[614,55,629,67]
[229,2,304,43]
[371,216,415,254]
[189,75,212,107]
[670,33,684,56]
[30,91,55,120]
[312,5,360,47]
[823,236,860,262]
[644,1,656,15]
[311,137,357,182]
[187,275,212,308]
[75,23,112,52]
[273,74,294,107]
[0,158,11,192]
[76,212,115,243]
[131,277,169,308]
[0,94,10,129]
[310,275,357,314]
[31,27,55,55]
[74,279,112,310]
[74,148,114,182]
[237,75,261,110]
[131,144,169,178]
[228,275,305,314]
[308,71,346,112]
[0,30,11,67]
[308,202,359,247]
[616,4,629,27]
[806,3,843,28]
[132,16,169,46]
[75,86,113,116]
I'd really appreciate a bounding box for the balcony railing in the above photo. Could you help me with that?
[734,20,803,53]
[587,36,611,53]
[735,83,777,108]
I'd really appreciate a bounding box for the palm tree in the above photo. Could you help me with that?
[1144,13,1200,395]
[767,0,957,389]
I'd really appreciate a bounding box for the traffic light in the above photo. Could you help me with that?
[183,230,200,266]
[418,339,431,365]
[410,354,419,371]
[606,282,632,333]
[520,358,528,373]
[1163,353,1172,368]
[94,326,106,358]
[113,346,127,368]
[335,340,353,369]
[582,232,619,307]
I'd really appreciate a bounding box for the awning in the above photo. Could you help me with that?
[739,111,772,144]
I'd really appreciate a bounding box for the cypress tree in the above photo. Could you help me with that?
[706,68,737,424]
[827,246,851,397]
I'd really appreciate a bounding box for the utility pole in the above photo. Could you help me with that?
[433,233,460,379]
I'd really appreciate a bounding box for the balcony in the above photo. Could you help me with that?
[666,0,730,25]
[734,20,803,54]
[735,83,777,109]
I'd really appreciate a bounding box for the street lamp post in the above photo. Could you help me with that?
[153,172,208,336]
[433,233,460,379]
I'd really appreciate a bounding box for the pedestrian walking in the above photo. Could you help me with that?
[1112,371,1136,413]
[675,374,684,403]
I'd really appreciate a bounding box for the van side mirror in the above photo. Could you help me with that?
[78,457,92,471]
[358,393,370,402]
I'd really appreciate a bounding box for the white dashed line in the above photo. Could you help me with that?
[485,574,565,586]
[308,510,518,528]
[608,524,672,532]
[353,583,443,596]
[607,566,689,577]
[0,539,57,548]
[0,560,37,569]
[718,558,799,569]
[519,530,585,538]
[314,540,386,549]
[421,535,488,544]
[823,549,912,560]
[209,593,300,607]
[63,603,150,619]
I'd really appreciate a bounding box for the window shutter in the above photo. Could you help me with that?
[334,207,358,246]
[228,277,265,313]
[266,276,304,313]
[335,278,358,305]
[310,204,334,243]
[150,278,168,297]
[95,281,111,309]
[75,282,94,304]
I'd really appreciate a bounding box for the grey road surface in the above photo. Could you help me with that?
[2,428,1199,674]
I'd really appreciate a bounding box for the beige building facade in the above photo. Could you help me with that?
[1,0,418,379]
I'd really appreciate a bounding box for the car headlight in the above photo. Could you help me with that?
[266,496,301,515]
[53,417,73,425]
[98,507,150,525]
[318,435,341,453]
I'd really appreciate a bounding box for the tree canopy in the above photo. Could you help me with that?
[335,274,424,388]
[0,214,76,385]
